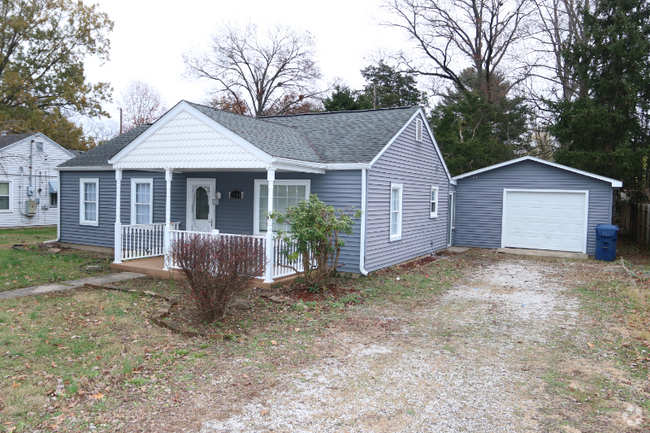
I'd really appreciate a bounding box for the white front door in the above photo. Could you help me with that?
[502,190,588,253]
[186,178,216,232]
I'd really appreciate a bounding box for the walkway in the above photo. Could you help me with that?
[0,272,145,300]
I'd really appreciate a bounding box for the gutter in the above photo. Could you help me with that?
[359,168,368,276]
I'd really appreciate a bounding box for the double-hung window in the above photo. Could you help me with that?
[0,181,11,211]
[79,178,99,225]
[430,186,439,218]
[131,178,153,225]
[390,183,403,241]
[254,180,310,233]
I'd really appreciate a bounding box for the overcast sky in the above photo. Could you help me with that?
[84,0,410,123]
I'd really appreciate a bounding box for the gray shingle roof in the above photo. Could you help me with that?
[58,102,421,168]
[58,124,151,168]
[187,102,323,163]
[261,106,420,163]
[0,133,37,150]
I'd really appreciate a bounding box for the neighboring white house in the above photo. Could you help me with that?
[0,132,76,228]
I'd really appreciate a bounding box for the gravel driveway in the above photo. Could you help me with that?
[199,256,641,432]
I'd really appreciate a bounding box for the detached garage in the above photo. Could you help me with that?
[452,156,622,256]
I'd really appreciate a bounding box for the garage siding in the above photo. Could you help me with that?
[365,113,450,271]
[453,160,613,255]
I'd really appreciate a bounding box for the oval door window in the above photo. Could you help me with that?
[195,187,209,220]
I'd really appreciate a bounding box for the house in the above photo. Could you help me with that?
[451,156,622,255]
[0,132,75,229]
[56,101,453,282]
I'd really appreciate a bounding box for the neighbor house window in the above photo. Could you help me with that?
[131,178,153,225]
[430,186,439,218]
[49,180,58,208]
[0,181,10,211]
[390,183,403,241]
[254,180,310,233]
[79,178,99,225]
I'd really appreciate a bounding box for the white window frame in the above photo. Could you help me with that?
[430,186,439,218]
[0,180,12,213]
[390,183,403,241]
[79,178,99,226]
[415,118,423,142]
[130,178,154,225]
[253,179,311,234]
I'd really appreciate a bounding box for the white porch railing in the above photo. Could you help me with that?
[167,230,306,280]
[121,222,179,261]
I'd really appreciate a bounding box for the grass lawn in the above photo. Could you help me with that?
[0,227,115,292]
[0,227,57,247]
[0,257,466,432]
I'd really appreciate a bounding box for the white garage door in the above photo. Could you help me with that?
[502,190,587,253]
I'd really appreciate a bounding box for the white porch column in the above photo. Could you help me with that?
[163,168,173,270]
[264,169,275,283]
[113,169,123,264]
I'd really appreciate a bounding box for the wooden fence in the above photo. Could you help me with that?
[618,202,650,246]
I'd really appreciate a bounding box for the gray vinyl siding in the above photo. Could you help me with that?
[60,169,362,273]
[60,170,166,249]
[453,159,614,255]
[365,113,450,272]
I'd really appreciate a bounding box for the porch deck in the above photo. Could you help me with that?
[110,257,301,289]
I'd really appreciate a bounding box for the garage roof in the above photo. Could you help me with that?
[452,156,623,187]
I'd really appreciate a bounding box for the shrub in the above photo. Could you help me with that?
[170,235,265,322]
[270,194,360,290]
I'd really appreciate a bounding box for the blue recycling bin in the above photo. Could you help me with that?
[595,224,619,261]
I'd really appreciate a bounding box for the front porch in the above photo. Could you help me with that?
[110,256,303,289]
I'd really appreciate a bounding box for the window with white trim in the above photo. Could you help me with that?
[0,181,11,211]
[415,118,423,142]
[131,178,153,224]
[430,186,439,218]
[254,180,310,233]
[79,178,99,225]
[390,183,403,241]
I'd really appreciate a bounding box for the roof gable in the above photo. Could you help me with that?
[452,156,622,187]
[110,103,273,170]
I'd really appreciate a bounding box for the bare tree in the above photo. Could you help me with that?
[183,22,322,117]
[118,80,167,132]
[528,0,588,102]
[383,0,535,102]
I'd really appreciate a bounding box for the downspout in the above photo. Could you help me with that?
[359,168,368,276]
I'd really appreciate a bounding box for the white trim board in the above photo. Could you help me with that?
[452,156,622,187]
[0,132,75,158]
[500,189,589,254]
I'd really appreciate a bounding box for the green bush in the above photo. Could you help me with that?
[270,194,360,290]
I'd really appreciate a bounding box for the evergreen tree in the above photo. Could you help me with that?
[361,62,427,108]
[550,0,650,195]
[430,69,531,176]
[323,85,372,111]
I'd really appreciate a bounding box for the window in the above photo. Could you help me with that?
[430,186,439,218]
[79,178,99,225]
[131,178,153,225]
[254,180,310,233]
[49,180,58,208]
[390,183,403,241]
[415,118,423,142]
[0,181,10,211]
